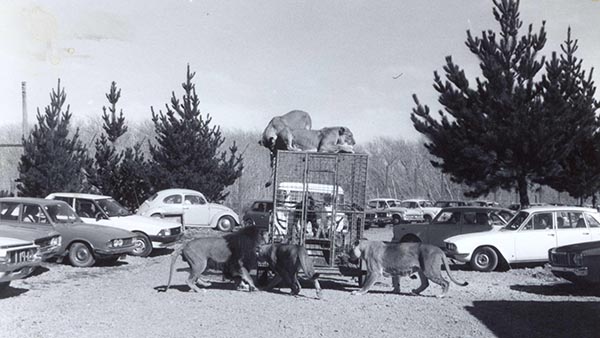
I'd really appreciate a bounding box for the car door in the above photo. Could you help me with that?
[183,194,210,226]
[555,211,593,247]
[513,212,557,261]
[254,203,271,229]
[584,212,600,240]
[160,193,185,220]
[427,210,463,247]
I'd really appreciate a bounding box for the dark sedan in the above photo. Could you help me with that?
[549,240,600,284]
[0,197,137,267]
[242,200,272,229]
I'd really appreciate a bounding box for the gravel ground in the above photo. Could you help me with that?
[2,227,600,338]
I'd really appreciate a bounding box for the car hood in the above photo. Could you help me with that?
[553,240,600,253]
[445,228,511,243]
[0,226,59,242]
[54,222,135,241]
[0,236,33,247]
[104,215,180,230]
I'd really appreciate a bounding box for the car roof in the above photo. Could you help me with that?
[251,200,272,204]
[438,206,512,212]
[368,198,400,202]
[520,205,598,213]
[402,199,432,202]
[47,192,111,200]
[0,197,68,206]
[157,189,205,196]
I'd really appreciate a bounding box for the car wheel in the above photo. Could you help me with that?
[423,215,432,223]
[470,246,498,272]
[151,213,162,218]
[0,281,9,292]
[217,215,235,232]
[392,215,402,225]
[243,218,255,227]
[131,233,153,257]
[68,242,96,267]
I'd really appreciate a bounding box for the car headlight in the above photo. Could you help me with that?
[158,229,172,237]
[572,253,583,266]
[112,239,124,248]
[446,243,457,252]
[51,236,62,246]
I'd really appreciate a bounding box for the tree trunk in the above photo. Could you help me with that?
[517,176,530,207]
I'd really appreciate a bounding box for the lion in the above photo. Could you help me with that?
[288,127,356,153]
[162,226,263,293]
[259,110,312,154]
[257,243,322,299]
[349,240,468,298]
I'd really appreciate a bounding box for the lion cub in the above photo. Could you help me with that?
[257,243,322,299]
[350,240,468,298]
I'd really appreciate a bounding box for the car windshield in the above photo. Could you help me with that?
[388,201,399,207]
[45,203,80,224]
[504,211,529,230]
[96,198,131,217]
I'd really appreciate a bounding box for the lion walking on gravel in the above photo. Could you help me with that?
[162,226,263,292]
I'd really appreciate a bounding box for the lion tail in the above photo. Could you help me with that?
[164,243,185,292]
[441,254,468,287]
[298,246,320,281]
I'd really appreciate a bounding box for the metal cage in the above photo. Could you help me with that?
[268,151,368,277]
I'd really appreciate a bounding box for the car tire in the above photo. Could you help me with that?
[217,215,235,232]
[470,246,498,272]
[0,281,9,292]
[68,242,96,267]
[131,233,153,257]
[392,215,402,225]
[423,215,432,223]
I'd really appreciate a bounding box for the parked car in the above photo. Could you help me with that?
[434,200,467,208]
[0,197,137,268]
[365,198,424,227]
[0,237,41,292]
[136,189,240,232]
[549,240,600,285]
[46,193,183,257]
[468,200,500,207]
[400,199,442,223]
[392,206,514,248]
[445,206,600,272]
[0,199,62,260]
[242,200,273,229]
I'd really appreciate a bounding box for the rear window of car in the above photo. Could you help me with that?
[163,195,182,204]
[147,193,158,202]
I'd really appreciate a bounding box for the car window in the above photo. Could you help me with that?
[163,195,182,204]
[0,202,20,221]
[54,196,73,206]
[434,211,460,224]
[22,204,49,224]
[76,199,98,218]
[421,201,434,207]
[185,195,206,205]
[368,201,377,208]
[378,201,387,209]
[489,213,506,226]
[499,210,514,222]
[463,212,476,224]
[523,212,553,230]
[584,213,600,228]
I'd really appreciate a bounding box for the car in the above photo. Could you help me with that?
[0,237,41,292]
[46,193,184,257]
[136,189,240,232]
[468,200,500,207]
[433,200,467,208]
[392,206,514,248]
[365,198,424,227]
[0,199,62,260]
[0,197,137,268]
[549,240,600,285]
[445,206,600,272]
[400,199,442,223]
[242,200,273,229]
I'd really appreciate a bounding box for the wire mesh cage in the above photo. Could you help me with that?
[269,151,368,277]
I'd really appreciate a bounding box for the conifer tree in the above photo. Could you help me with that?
[18,80,91,197]
[149,65,243,201]
[411,0,569,207]
[541,28,600,203]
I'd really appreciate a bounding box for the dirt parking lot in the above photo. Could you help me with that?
[2,227,600,338]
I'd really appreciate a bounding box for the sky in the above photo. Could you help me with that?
[1,0,599,143]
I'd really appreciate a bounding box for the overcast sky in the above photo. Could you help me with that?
[1,0,599,142]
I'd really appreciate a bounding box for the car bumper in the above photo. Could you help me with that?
[445,252,470,263]
[40,246,62,261]
[0,259,41,282]
[149,233,182,248]
[94,245,136,257]
[550,265,588,277]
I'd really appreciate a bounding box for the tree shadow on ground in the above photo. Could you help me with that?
[149,248,174,258]
[511,282,600,297]
[466,300,600,338]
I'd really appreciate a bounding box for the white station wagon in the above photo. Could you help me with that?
[46,193,183,257]
[445,206,600,272]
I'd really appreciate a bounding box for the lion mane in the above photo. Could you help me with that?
[163,226,263,292]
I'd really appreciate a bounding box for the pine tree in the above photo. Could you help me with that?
[18,80,91,197]
[149,65,243,201]
[118,143,152,210]
[411,0,572,207]
[541,28,600,203]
